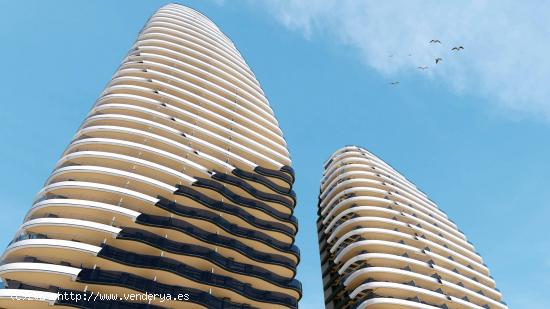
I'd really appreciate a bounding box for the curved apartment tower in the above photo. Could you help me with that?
[0,4,300,309]
[318,146,506,309]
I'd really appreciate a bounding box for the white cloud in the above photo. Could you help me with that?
[256,0,550,121]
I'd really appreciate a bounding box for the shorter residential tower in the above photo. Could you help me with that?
[318,146,507,309]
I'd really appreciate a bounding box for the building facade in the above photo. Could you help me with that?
[0,4,300,309]
[318,146,506,309]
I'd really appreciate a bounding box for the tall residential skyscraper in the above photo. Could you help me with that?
[318,146,507,309]
[0,4,300,309]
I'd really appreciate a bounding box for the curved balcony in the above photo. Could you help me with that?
[80,110,286,170]
[45,165,180,201]
[148,13,271,112]
[136,23,263,106]
[140,23,257,95]
[123,32,277,129]
[45,161,296,235]
[95,86,285,151]
[3,238,101,264]
[326,216,480,263]
[134,25,263,111]
[92,100,288,160]
[321,196,465,242]
[323,154,407,185]
[351,286,467,309]
[156,5,251,67]
[345,268,506,309]
[76,268,258,309]
[192,177,293,216]
[321,166,433,217]
[129,215,298,271]
[0,261,257,309]
[65,136,225,177]
[262,165,295,184]
[55,151,193,187]
[322,176,438,213]
[211,171,296,207]
[339,253,501,301]
[329,225,486,275]
[16,215,296,274]
[134,23,262,100]
[149,12,248,74]
[24,196,298,262]
[33,179,293,245]
[87,97,288,167]
[320,187,457,234]
[324,205,470,250]
[98,245,298,307]
[100,81,282,156]
[151,197,297,253]
[6,231,300,296]
[116,228,301,291]
[127,42,265,115]
[3,229,301,301]
[322,169,435,207]
[174,185,297,235]
[0,263,81,291]
[130,36,267,114]
[25,198,140,226]
[231,167,294,195]
[114,44,283,141]
[75,124,283,177]
[50,149,296,219]
[16,217,120,248]
[161,189,294,243]
[332,239,494,288]
[322,157,443,219]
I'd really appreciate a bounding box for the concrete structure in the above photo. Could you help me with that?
[0,4,300,308]
[318,146,506,309]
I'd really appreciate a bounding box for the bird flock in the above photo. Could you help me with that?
[389,39,464,85]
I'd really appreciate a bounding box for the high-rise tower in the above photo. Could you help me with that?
[0,4,300,308]
[318,146,506,309]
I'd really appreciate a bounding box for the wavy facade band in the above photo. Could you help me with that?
[318,146,507,309]
[0,4,300,309]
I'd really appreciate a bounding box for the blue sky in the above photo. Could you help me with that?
[0,1,548,308]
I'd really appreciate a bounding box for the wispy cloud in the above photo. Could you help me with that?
[256,0,550,121]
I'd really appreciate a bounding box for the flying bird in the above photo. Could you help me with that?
[417,66,429,70]
[435,58,443,64]
[389,81,400,85]
[451,46,464,51]
[429,39,441,44]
